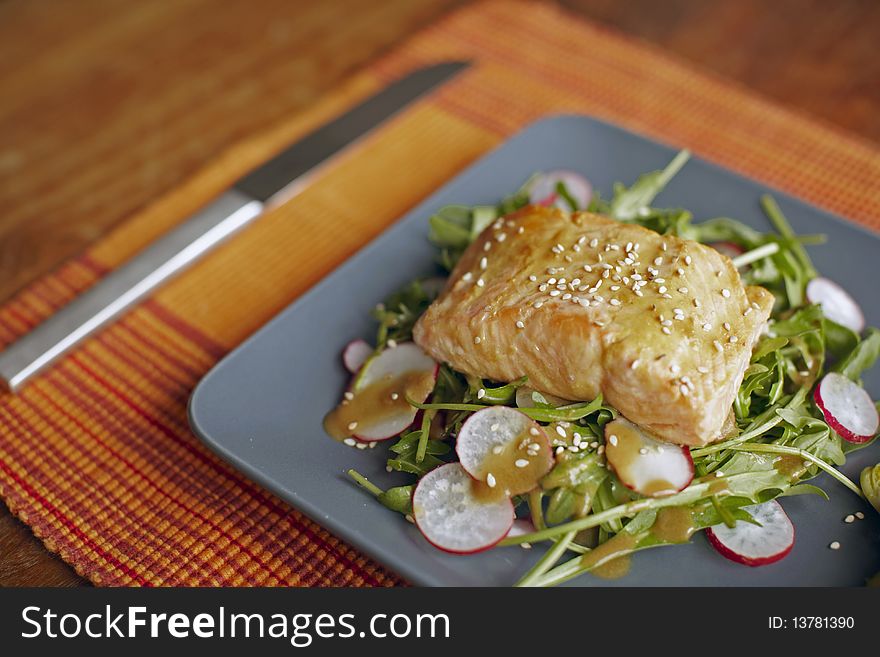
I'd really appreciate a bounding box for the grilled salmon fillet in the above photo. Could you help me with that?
[413,206,773,446]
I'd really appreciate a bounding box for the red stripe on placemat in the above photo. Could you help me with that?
[0,457,153,586]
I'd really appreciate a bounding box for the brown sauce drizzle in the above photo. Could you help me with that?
[651,506,697,544]
[323,370,435,440]
[774,454,807,480]
[471,429,551,503]
[580,531,637,579]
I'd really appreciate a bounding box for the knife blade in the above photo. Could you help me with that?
[0,61,470,393]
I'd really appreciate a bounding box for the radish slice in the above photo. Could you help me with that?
[604,417,694,497]
[529,170,592,211]
[814,372,879,444]
[807,277,865,333]
[506,518,536,538]
[706,500,795,566]
[342,339,372,374]
[412,463,514,554]
[710,241,745,259]
[515,385,572,408]
[456,406,552,496]
[325,342,437,443]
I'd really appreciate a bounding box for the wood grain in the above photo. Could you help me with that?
[0,0,878,586]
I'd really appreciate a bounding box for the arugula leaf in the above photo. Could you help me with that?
[835,328,880,382]
[608,150,690,220]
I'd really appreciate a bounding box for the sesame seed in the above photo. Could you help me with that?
[555,446,564,455]
[844,514,855,523]
[390,392,400,401]
[480,257,488,270]
[357,442,367,450]
[343,391,354,401]
[533,301,544,309]
[677,267,685,276]
[516,320,525,329]
[529,274,537,282]
[685,255,692,265]
[462,272,473,282]
[555,426,567,438]
[608,434,618,446]
[829,541,841,550]
[723,322,731,331]
[387,339,398,348]
[654,257,663,266]
[562,293,572,300]
[714,340,723,352]
[639,448,648,455]
[670,364,681,374]
[662,326,671,335]
[721,288,731,298]
[697,366,709,374]
[658,286,667,294]
[856,512,865,519]
[486,473,497,488]
[347,421,358,431]
[631,359,641,369]
[693,299,701,308]
[529,427,540,436]
[548,277,557,285]
[473,336,482,345]
[662,242,667,251]
[515,459,529,468]
[680,384,690,396]
[678,287,688,294]
[492,445,503,454]
[477,278,485,287]
[584,264,593,272]
[497,233,506,242]
[590,238,599,248]
[571,278,581,286]
[477,388,486,399]
[539,284,548,292]
[550,290,561,297]
[744,307,753,316]
[729,336,739,343]
[518,226,525,234]
[609,298,621,306]
[654,277,666,283]
[556,243,565,251]
[490,423,500,432]
[483,242,492,252]
[344,438,356,447]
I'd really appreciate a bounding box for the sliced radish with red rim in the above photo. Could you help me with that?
[332,342,437,442]
[456,406,552,496]
[342,338,372,374]
[709,241,745,259]
[706,500,794,566]
[604,417,694,497]
[529,170,592,211]
[506,518,536,538]
[806,277,865,333]
[412,463,514,554]
[814,372,878,444]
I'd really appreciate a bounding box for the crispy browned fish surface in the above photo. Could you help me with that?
[413,206,773,446]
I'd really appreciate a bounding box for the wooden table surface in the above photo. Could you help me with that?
[1,0,879,586]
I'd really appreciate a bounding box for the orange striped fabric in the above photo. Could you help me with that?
[1,0,879,586]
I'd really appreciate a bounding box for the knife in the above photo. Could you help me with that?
[0,61,470,393]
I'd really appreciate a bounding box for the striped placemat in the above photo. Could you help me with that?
[1,0,878,586]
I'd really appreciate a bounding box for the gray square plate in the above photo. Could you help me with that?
[188,115,880,586]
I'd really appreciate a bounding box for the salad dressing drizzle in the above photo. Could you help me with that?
[579,531,637,579]
[323,370,435,440]
[472,429,549,503]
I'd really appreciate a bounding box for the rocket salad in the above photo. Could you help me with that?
[330,151,879,586]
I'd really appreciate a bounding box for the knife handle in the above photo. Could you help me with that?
[0,189,263,392]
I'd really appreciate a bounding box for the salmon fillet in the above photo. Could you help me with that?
[413,206,773,446]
